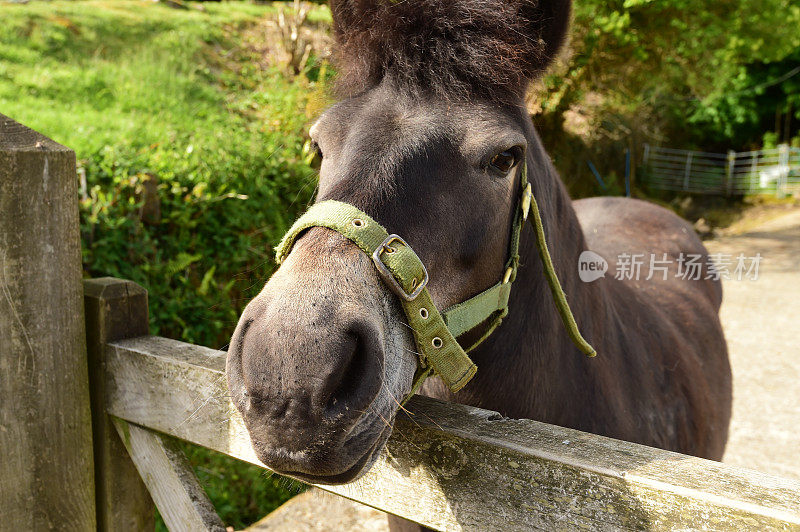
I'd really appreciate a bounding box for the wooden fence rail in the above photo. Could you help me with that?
[89,277,800,531]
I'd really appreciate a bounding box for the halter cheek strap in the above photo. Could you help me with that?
[275,163,596,400]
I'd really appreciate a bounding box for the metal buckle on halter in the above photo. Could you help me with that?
[372,234,429,301]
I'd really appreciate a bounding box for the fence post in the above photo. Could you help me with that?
[778,144,790,198]
[726,150,736,196]
[748,154,759,194]
[683,152,693,191]
[84,278,155,531]
[0,115,96,529]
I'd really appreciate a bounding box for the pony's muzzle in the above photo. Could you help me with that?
[225,228,407,481]
[234,305,384,426]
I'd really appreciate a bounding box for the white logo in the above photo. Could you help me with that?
[579,251,608,283]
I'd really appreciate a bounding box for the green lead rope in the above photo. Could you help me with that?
[275,163,595,402]
[527,180,597,358]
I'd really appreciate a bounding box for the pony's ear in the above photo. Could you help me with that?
[518,0,572,81]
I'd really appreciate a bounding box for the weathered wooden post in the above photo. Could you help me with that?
[0,115,96,528]
[84,278,155,530]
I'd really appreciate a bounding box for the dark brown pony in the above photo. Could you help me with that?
[226,0,732,525]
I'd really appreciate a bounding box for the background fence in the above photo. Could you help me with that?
[643,144,800,196]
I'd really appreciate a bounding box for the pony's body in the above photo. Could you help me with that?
[421,127,730,460]
[390,131,731,532]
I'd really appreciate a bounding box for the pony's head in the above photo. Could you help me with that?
[226,0,572,484]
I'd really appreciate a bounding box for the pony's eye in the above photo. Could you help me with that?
[489,150,518,174]
[302,139,323,170]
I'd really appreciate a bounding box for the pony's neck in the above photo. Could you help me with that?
[452,133,614,427]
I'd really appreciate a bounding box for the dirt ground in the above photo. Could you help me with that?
[705,207,800,480]
[248,208,800,531]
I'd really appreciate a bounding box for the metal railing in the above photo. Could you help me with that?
[643,144,800,196]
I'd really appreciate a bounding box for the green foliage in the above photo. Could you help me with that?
[687,48,800,148]
[0,1,330,527]
[534,0,800,195]
[76,126,316,347]
[556,0,800,113]
[167,442,306,531]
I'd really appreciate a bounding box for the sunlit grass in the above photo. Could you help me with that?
[1,1,270,152]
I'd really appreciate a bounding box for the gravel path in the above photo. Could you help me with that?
[248,209,800,530]
[705,208,800,480]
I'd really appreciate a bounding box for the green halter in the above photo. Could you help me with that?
[275,164,596,399]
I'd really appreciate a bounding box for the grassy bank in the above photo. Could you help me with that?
[1,0,331,528]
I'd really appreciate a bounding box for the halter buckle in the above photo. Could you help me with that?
[522,183,533,221]
[372,235,429,301]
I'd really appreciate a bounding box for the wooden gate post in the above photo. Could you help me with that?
[84,278,155,530]
[0,115,96,529]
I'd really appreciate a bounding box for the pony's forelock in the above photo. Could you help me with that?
[331,0,570,102]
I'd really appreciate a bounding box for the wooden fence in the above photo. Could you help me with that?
[3,115,800,531]
[643,144,800,196]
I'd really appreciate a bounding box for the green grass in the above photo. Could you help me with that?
[1,1,332,528]
[2,1,261,150]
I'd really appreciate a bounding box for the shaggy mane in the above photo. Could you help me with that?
[330,0,571,101]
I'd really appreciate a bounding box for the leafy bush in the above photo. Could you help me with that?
[78,112,317,347]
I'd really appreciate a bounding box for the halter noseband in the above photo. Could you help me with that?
[275,163,595,401]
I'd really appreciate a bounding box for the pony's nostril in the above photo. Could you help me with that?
[323,327,380,417]
[232,290,384,424]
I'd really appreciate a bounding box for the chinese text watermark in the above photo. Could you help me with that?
[579,252,762,283]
